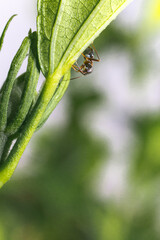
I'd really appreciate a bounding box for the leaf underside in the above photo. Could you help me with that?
[37,0,133,78]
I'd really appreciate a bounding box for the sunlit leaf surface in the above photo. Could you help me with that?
[37,0,132,77]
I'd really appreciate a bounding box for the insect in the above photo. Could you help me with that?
[60,45,100,83]
[72,44,100,76]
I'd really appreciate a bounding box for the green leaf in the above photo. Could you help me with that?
[37,0,61,77]
[5,32,40,135]
[0,37,30,132]
[0,133,7,161]
[0,15,17,51]
[37,0,133,77]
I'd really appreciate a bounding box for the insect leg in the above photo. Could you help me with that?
[72,62,86,75]
[91,43,100,61]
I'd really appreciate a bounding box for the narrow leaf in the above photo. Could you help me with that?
[0,37,30,132]
[5,32,40,135]
[0,132,7,161]
[0,14,17,51]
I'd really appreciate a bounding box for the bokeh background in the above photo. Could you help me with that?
[0,0,160,239]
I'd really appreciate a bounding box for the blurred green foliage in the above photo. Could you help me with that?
[0,88,107,240]
[132,115,160,182]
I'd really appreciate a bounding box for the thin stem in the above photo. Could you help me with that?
[36,70,70,130]
[0,70,62,188]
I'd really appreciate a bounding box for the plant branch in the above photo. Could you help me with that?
[0,69,64,188]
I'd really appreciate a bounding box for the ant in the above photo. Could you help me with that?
[72,44,100,76]
[60,44,100,83]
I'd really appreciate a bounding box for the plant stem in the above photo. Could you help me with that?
[0,70,61,188]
